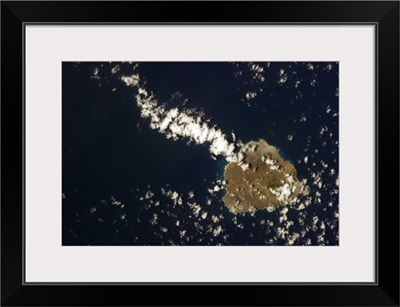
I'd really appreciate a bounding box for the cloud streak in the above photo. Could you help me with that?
[121,74,238,161]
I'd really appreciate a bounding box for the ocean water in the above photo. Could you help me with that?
[62,61,339,246]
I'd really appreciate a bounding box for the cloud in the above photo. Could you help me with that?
[121,74,238,161]
[121,74,140,86]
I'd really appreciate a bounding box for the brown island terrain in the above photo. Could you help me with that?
[222,139,309,214]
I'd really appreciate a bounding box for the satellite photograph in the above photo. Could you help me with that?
[62,61,339,246]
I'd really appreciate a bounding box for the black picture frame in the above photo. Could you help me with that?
[1,1,399,306]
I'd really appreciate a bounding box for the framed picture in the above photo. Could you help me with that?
[1,1,399,306]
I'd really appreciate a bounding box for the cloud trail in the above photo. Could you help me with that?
[121,74,239,161]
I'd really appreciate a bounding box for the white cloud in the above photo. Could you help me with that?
[111,195,122,206]
[122,75,239,160]
[121,74,140,87]
[245,92,257,101]
[91,67,101,80]
[150,213,158,225]
[161,188,183,205]
[111,65,120,74]
[213,225,222,237]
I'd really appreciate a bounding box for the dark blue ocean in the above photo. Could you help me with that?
[62,62,339,246]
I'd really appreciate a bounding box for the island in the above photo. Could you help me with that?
[222,139,309,214]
